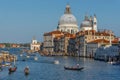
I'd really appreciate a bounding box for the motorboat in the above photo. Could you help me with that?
[34,56,38,61]
[20,54,23,57]
[54,60,59,64]
[112,61,120,65]
[26,55,30,58]
[2,62,11,67]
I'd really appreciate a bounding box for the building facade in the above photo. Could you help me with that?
[94,45,119,61]
[54,32,76,56]
[43,30,64,55]
[30,37,40,52]
[76,30,118,57]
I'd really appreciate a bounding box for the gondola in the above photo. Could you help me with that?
[8,57,17,72]
[24,66,29,75]
[9,66,17,72]
[64,66,84,71]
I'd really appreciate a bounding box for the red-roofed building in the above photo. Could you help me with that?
[0,44,5,48]
[11,44,20,48]
[43,30,64,55]
[76,29,118,57]
[86,38,118,58]
[53,32,76,55]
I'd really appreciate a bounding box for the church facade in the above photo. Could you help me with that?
[80,14,97,32]
[30,37,40,52]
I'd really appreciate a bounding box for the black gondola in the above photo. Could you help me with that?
[64,66,84,71]
[9,66,17,72]
[24,66,29,75]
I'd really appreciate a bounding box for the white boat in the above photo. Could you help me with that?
[108,61,116,64]
[111,61,120,65]
[20,54,23,57]
[2,62,11,67]
[54,60,59,64]
[26,55,30,58]
[34,56,38,61]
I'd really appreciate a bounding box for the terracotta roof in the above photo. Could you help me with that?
[76,30,114,36]
[118,37,120,41]
[54,35,64,39]
[70,34,76,39]
[64,33,76,38]
[54,32,76,40]
[44,30,63,36]
[89,39,118,44]
[50,30,63,34]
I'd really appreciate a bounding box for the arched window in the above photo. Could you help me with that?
[71,30,74,34]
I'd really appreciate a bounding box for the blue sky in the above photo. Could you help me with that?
[0,0,120,43]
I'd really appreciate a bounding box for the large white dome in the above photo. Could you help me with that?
[57,4,78,34]
[58,14,77,25]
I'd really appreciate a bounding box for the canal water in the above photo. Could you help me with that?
[0,48,120,80]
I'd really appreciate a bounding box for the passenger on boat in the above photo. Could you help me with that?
[76,64,80,68]
[24,66,29,75]
[26,66,29,69]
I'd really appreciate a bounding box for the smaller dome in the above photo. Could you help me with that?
[80,20,92,27]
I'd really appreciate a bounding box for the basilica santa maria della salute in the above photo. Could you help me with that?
[42,4,119,59]
[57,4,97,33]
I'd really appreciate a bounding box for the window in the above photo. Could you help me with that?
[71,30,74,34]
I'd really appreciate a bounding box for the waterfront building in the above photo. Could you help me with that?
[54,35,63,55]
[87,38,118,58]
[57,4,78,34]
[67,35,77,56]
[0,44,6,48]
[43,30,64,55]
[94,45,119,61]
[10,44,20,48]
[76,29,117,57]
[0,51,16,63]
[30,37,40,52]
[53,32,75,55]
[62,33,75,55]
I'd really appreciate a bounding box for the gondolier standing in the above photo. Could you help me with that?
[76,64,80,68]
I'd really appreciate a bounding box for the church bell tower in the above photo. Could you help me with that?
[93,14,97,32]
